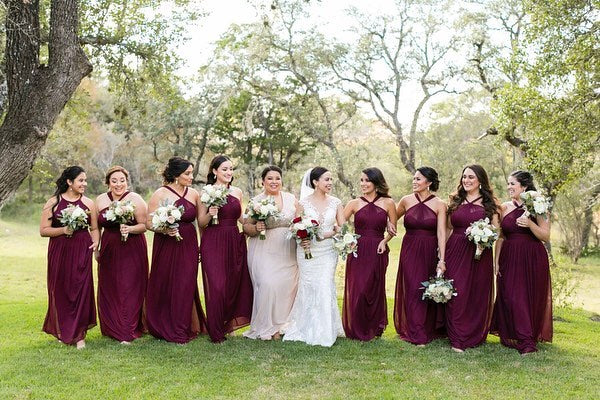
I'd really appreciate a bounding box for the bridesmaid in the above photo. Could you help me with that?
[145,157,207,344]
[95,166,148,344]
[394,166,447,345]
[342,167,396,341]
[40,166,99,349]
[492,170,552,354]
[198,155,253,343]
[445,164,499,352]
[242,166,299,340]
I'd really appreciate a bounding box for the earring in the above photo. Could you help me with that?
[479,184,482,189]
[213,174,217,179]
[176,178,179,185]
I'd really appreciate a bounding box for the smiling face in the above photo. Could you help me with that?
[313,171,333,194]
[507,175,525,201]
[360,173,376,195]
[213,160,233,185]
[108,171,128,197]
[412,171,430,193]
[461,168,480,194]
[68,172,87,195]
[177,165,194,187]
[263,170,282,195]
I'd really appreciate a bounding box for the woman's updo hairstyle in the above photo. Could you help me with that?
[162,157,193,184]
[416,166,440,192]
[309,167,329,189]
[105,165,129,185]
[261,165,283,181]
[51,166,85,216]
[207,155,232,185]
[510,170,537,192]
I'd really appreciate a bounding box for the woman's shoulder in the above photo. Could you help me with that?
[43,196,59,210]
[328,195,342,206]
[229,186,243,197]
[81,196,95,208]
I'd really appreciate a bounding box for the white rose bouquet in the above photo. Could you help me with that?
[59,204,90,237]
[520,190,551,219]
[421,275,457,303]
[287,216,320,259]
[104,200,136,241]
[151,199,184,241]
[465,217,498,260]
[246,196,280,240]
[333,223,360,260]
[200,184,230,225]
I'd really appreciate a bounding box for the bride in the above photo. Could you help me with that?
[283,167,345,347]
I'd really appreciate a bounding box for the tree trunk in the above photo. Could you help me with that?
[0,1,93,208]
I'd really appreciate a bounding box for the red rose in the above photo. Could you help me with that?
[297,229,308,239]
[292,217,302,223]
[311,220,319,226]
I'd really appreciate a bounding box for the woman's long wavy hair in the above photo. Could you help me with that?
[362,167,391,198]
[447,164,499,220]
[50,166,85,217]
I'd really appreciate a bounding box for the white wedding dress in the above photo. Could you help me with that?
[282,195,344,347]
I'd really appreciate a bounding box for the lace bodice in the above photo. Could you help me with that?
[300,195,341,233]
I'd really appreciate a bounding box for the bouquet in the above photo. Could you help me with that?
[520,190,551,219]
[287,216,320,259]
[421,276,457,303]
[246,196,280,240]
[151,199,184,241]
[200,184,230,225]
[59,204,90,237]
[332,223,360,260]
[465,217,498,260]
[103,200,136,241]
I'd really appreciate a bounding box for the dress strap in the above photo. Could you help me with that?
[163,185,187,198]
[416,193,435,203]
[107,191,130,202]
[107,192,113,201]
[466,195,483,204]
[512,201,524,208]
[361,195,380,204]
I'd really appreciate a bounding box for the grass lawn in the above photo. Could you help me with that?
[1,219,599,399]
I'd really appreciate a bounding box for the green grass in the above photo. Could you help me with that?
[1,219,599,399]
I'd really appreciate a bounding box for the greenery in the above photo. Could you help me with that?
[1,219,599,399]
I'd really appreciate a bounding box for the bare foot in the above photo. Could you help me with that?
[120,341,132,345]
[416,344,426,348]
[76,340,86,350]
[451,347,464,353]
[272,332,282,340]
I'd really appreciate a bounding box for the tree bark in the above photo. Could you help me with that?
[0,0,93,207]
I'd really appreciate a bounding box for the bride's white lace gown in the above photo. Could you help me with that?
[282,195,344,347]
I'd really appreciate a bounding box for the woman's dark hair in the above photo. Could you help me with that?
[162,157,193,184]
[309,167,329,189]
[50,166,85,217]
[362,167,390,198]
[261,165,283,181]
[510,170,537,192]
[416,166,440,192]
[207,155,232,185]
[105,165,129,185]
[448,164,499,219]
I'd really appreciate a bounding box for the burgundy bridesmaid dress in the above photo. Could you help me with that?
[146,186,207,343]
[342,196,389,341]
[492,203,552,353]
[445,197,495,350]
[200,194,253,343]
[97,191,148,342]
[394,194,445,344]
[43,197,96,345]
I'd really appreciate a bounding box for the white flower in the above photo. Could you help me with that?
[152,214,161,226]
[200,193,211,203]
[114,206,124,216]
[293,222,307,231]
[72,207,85,218]
[171,209,182,220]
[342,233,355,245]
[159,214,168,223]
[533,201,547,214]
[105,209,116,221]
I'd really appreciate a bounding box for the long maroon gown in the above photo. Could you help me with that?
[492,203,552,353]
[394,194,445,344]
[97,191,148,342]
[146,186,207,343]
[445,197,495,350]
[43,196,96,345]
[343,196,389,341]
[200,194,253,343]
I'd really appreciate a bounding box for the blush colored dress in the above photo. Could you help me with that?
[394,194,445,344]
[97,191,148,342]
[146,186,207,343]
[492,203,552,353]
[343,196,389,341]
[43,196,96,345]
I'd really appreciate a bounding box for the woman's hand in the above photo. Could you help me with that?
[208,206,219,217]
[120,224,132,235]
[300,238,311,250]
[386,220,397,236]
[377,240,387,254]
[256,221,266,232]
[516,215,532,228]
[436,260,446,275]
[63,226,74,236]
[89,241,99,251]
[165,227,179,237]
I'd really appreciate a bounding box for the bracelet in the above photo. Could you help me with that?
[438,260,445,264]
